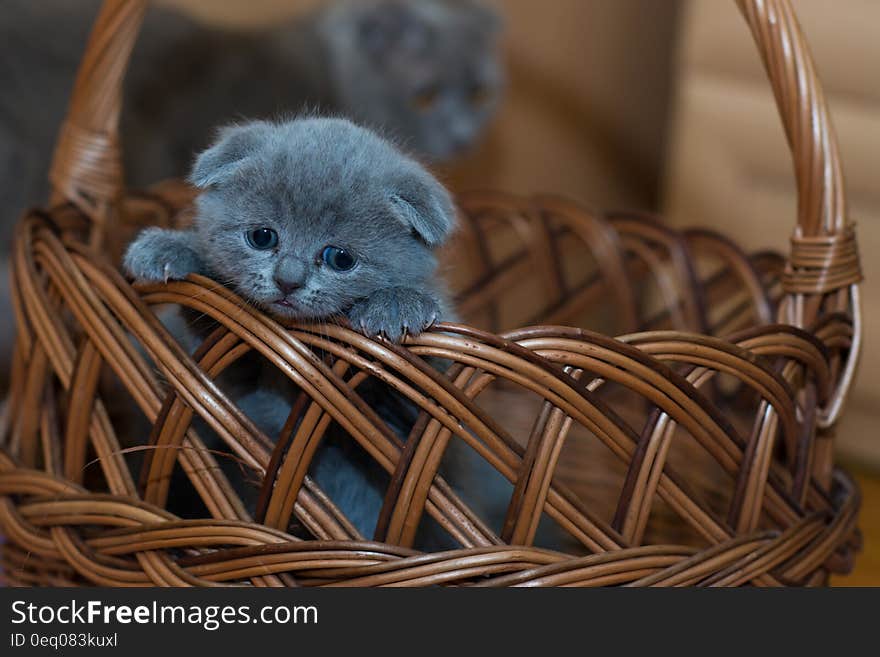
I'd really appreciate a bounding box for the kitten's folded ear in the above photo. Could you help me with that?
[389,168,457,247]
[189,121,273,188]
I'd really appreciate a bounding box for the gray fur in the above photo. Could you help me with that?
[121,228,203,283]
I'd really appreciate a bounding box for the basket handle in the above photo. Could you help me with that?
[50,0,860,419]
[733,0,860,426]
[48,0,147,249]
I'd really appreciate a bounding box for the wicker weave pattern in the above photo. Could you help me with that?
[0,190,859,586]
[0,0,863,586]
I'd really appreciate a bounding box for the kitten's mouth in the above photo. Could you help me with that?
[270,298,302,316]
[267,297,316,319]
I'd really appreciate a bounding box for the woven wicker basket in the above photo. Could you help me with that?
[0,0,863,587]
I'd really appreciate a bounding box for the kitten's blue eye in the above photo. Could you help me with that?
[245,228,278,250]
[321,245,357,271]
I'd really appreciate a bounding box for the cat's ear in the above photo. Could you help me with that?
[389,169,457,247]
[189,121,272,188]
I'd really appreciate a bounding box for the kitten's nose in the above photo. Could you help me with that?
[274,277,302,296]
[274,258,307,296]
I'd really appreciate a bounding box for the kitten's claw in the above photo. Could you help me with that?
[348,287,440,343]
[123,228,203,283]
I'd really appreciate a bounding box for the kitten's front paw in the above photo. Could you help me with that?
[348,287,440,343]
[123,228,202,283]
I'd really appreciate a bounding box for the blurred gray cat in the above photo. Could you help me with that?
[0,0,502,383]
[1,0,502,215]
[123,117,464,540]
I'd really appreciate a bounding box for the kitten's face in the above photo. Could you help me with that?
[191,119,454,321]
[197,185,434,321]
[321,0,503,161]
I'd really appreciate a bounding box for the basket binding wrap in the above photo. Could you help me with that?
[0,0,863,586]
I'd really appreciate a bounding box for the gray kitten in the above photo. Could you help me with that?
[123,120,561,552]
[124,117,455,340]
[123,118,462,539]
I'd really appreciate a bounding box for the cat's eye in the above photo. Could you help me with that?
[245,228,278,250]
[413,85,441,111]
[321,245,357,271]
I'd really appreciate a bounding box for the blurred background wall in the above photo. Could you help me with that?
[147,0,879,468]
